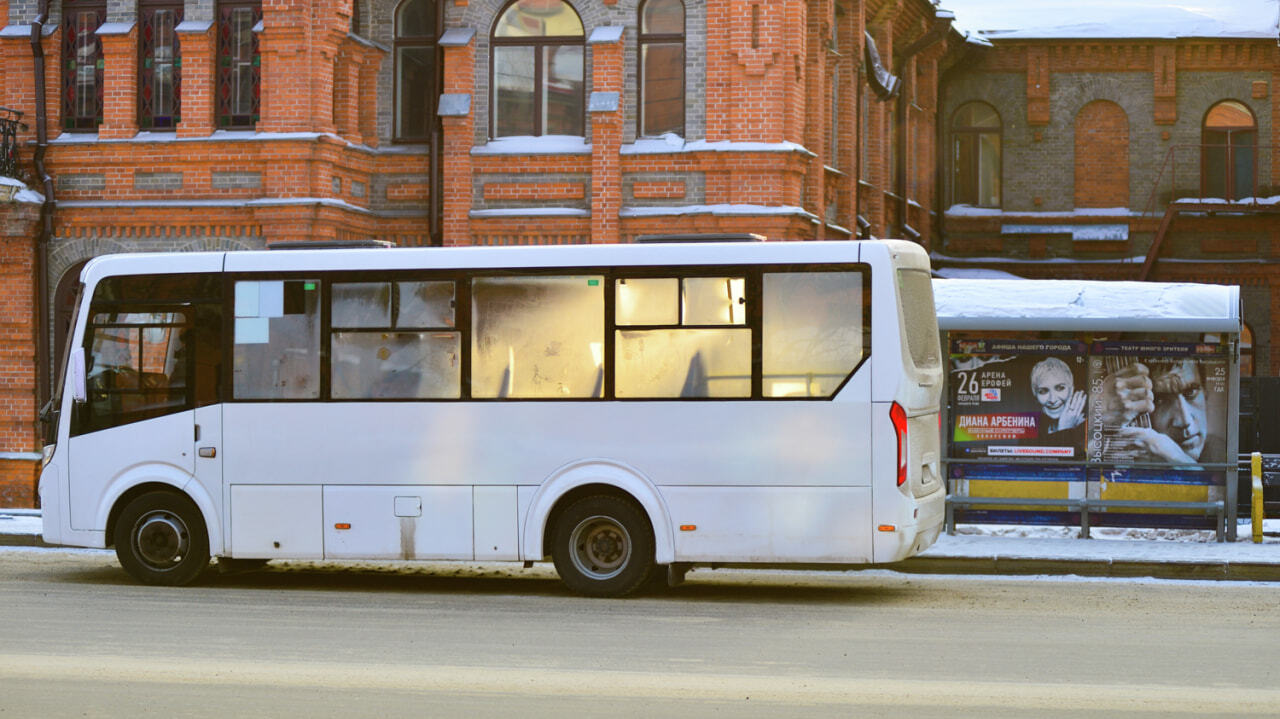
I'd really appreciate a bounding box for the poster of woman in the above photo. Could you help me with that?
[949,340,1089,459]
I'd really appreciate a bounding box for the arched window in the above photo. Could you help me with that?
[951,102,1001,208]
[1074,100,1129,208]
[638,0,684,137]
[1202,100,1257,201]
[395,0,442,142]
[491,0,584,138]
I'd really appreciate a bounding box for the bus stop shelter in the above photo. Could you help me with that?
[933,279,1242,540]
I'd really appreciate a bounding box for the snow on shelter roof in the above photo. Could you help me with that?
[940,0,1279,40]
[933,279,1241,333]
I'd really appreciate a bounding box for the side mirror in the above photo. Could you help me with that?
[70,347,87,404]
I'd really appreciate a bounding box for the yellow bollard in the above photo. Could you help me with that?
[1252,452,1264,544]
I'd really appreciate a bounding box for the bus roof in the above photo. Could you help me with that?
[78,240,929,284]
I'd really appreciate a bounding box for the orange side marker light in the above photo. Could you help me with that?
[335,523,351,530]
[679,525,697,532]
[877,525,897,532]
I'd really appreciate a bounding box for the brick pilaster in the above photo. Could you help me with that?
[176,22,216,138]
[97,24,138,140]
[589,28,624,244]
[356,41,386,147]
[0,202,42,508]
[439,31,475,246]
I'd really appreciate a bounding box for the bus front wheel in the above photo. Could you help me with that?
[113,491,210,586]
[552,495,655,598]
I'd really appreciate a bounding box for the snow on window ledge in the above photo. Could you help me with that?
[472,136,590,156]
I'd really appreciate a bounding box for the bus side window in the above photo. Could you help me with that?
[233,280,321,400]
[614,276,750,399]
[761,271,865,398]
[471,276,604,399]
[330,280,461,400]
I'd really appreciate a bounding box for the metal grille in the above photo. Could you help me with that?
[139,3,183,130]
[216,1,261,129]
[61,1,106,130]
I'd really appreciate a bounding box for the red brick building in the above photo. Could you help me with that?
[936,2,1280,375]
[0,0,963,505]
[1,0,1277,508]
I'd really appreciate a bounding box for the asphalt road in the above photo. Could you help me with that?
[0,548,1277,718]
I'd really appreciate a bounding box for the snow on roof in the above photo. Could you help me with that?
[933,278,1240,333]
[940,0,1279,40]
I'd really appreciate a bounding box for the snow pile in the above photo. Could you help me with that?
[0,176,44,204]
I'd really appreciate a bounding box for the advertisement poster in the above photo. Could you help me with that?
[1086,342,1229,468]
[949,339,1089,459]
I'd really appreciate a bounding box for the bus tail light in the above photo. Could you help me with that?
[890,401,908,487]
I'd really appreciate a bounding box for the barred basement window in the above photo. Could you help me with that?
[217,0,261,129]
[393,0,442,143]
[491,0,585,138]
[638,0,684,138]
[139,0,183,130]
[62,0,105,131]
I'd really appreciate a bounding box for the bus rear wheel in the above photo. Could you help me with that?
[113,491,210,586]
[552,495,655,598]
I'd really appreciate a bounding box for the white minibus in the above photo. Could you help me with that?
[38,240,943,596]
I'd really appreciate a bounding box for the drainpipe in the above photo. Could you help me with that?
[30,0,55,416]
[894,10,952,243]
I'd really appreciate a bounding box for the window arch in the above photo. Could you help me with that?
[394,0,443,142]
[951,102,1001,208]
[638,0,684,137]
[1074,100,1129,208]
[490,0,585,138]
[1202,100,1257,201]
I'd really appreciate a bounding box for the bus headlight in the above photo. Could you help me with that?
[42,444,56,469]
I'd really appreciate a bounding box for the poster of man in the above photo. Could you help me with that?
[949,340,1089,459]
[1087,343,1228,467]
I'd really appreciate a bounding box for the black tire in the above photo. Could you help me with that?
[551,495,655,598]
[113,491,210,586]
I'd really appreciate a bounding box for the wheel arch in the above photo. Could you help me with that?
[522,459,675,564]
[104,479,221,554]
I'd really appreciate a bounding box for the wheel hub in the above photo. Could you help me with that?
[134,512,189,569]
[570,515,632,580]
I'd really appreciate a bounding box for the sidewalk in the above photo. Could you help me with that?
[3,509,1277,582]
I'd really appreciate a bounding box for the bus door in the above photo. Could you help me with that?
[67,274,224,534]
[69,307,198,531]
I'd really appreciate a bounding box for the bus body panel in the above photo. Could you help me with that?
[68,411,195,531]
[321,485,477,560]
[658,486,872,563]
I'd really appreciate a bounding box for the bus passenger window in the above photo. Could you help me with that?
[330,280,460,400]
[762,271,865,398]
[472,276,604,399]
[614,276,750,399]
[233,280,321,400]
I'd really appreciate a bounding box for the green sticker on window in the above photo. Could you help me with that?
[588,279,599,286]
[304,282,316,291]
